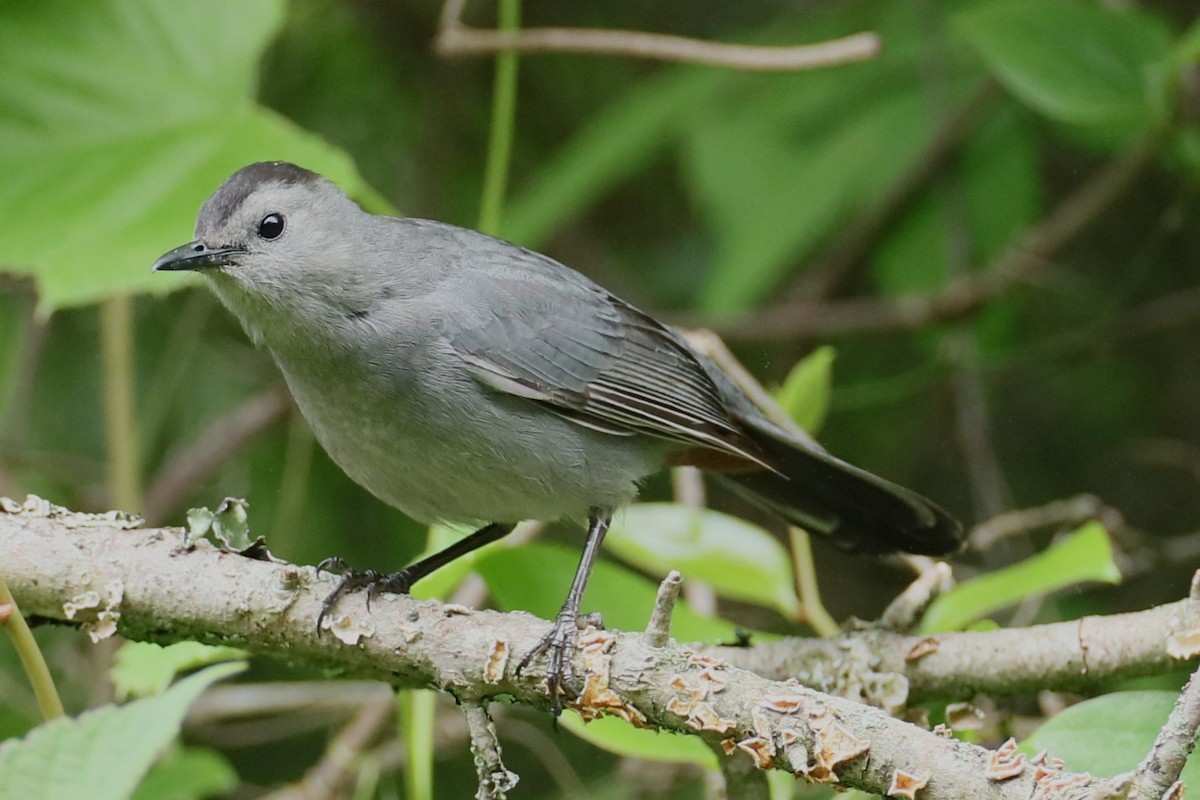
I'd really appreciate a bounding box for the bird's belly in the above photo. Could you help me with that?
[279,361,655,525]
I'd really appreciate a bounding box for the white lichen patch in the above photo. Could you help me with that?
[809,714,870,783]
[985,737,1025,782]
[63,591,101,618]
[1166,628,1200,659]
[682,701,736,733]
[735,736,774,770]
[887,768,931,799]
[1,494,143,528]
[322,612,376,645]
[63,578,125,642]
[944,701,985,730]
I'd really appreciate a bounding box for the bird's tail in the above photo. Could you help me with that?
[720,415,963,556]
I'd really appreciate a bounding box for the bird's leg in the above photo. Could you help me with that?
[316,521,515,629]
[516,507,612,716]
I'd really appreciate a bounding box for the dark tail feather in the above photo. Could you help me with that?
[721,416,963,556]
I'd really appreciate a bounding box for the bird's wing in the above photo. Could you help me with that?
[438,258,767,467]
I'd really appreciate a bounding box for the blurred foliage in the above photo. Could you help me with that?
[0,0,1198,797]
[1025,690,1200,787]
[0,663,244,800]
[918,521,1121,633]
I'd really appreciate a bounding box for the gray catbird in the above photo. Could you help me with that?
[154,161,962,707]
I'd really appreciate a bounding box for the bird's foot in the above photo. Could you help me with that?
[516,611,604,716]
[315,557,415,630]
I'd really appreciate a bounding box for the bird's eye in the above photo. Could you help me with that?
[257,213,285,240]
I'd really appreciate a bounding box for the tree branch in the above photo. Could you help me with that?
[434,0,880,72]
[1129,662,1200,800]
[3,499,1197,798]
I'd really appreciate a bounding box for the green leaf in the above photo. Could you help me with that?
[606,503,801,619]
[0,662,244,800]
[954,0,1173,128]
[1025,691,1200,786]
[874,103,1041,295]
[184,499,254,551]
[919,522,1120,633]
[111,641,248,701]
[681,2,984,313]
[774,347,836,435]
[559,711,717,769]
[132,747,238,800]
[503,67,735,248]
[0,0,370,311]
[687,86,934,313]
[477,543,737,643]
[872,102,1039,357]
[212,497,252,550]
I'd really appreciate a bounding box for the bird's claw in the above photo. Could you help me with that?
[516,611,586,716]
[315,560,415,631]
[315,556,349,576]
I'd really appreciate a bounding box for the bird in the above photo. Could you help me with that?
[154,161,962,711]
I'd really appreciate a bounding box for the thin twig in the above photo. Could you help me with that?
[947,332,1011,523]
[969,495,1125,552]
[646,570,684,647]
[435,0,880,72]
[681,330,819,447]
[878,558,954,633]
[671,466,707,509]
[670,467,716,615]
[260,685,396,800]
[477,716,588,798]
[464,703,519,800]
[1128,660,1200,800]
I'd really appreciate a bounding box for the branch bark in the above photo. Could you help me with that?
[434,0,881,71]
[3,499,1197,798]
[704,596,1200,710]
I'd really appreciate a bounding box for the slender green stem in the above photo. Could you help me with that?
[0,574,64,720]
[1173,16,1200,69]
[788,528,839,637]
[100,295,142,511]
[477,0,522,236]
[392,19,522,796]
[268,412,316,556]
[400,689,436,800]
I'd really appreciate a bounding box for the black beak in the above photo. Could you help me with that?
[152,241,246,272]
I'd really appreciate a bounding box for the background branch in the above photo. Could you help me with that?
[1128,661,1200,800]
[434,0,880,71]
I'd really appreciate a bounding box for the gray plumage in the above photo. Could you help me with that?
[154,161,961,556]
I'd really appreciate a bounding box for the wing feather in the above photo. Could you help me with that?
[443,272,768,467]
